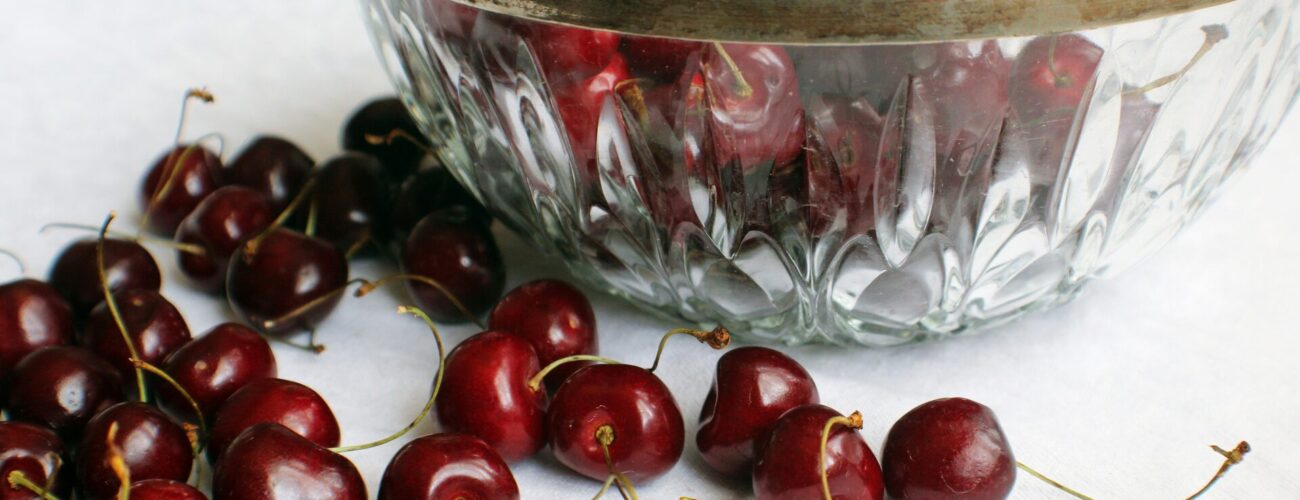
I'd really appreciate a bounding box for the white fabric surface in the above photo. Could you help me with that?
[2,2,1297,498]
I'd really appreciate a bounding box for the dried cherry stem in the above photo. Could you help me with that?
[594,425,638,500]
[1186,441,1250,499]
[613,79,653,129]
[527,354,621,393]
[354,274,487,329]
[364,129,435,156]
[242,176,319,258]
[710,42,753,98]
[5,471,59,500]
[1015,462,1092,499]
[97,213,148,402]
[41,222,207,256]
[132,358,206,455]
[259,278,369,334]
[0,248,27,277]
[819,411,864,500]
[647,326,730,373]
[106,422,131,500]
[331,305,447,453]
[1126,24,1228,96]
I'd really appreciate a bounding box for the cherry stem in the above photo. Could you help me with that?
[331,305,447,453]
[354,274,487,329]
[595,425,638,500]
[1186,441,1250,499]
[1015,461,1092,499]
[41,222,207,257]
[263,329,327,354]
[132,358,207,456]
[344,230,372,260]
[1126,24,1228,96]
[304,196,319,238]
[1046,35,1070,89]
[173,88,215,145]
[97,213,149,403]
[527,354,621,393]
[242,176,320,258]
[0,248,27,277]
[613,79,652,129]
[710,42,753,98]
[259,278,369,335]
[819,411,864,500]
[364,128,435,156]
[106,422,131,500]
[647,326,730,373]
[5,471,60,500]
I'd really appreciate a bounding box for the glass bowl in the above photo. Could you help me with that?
[363,0,1300,345]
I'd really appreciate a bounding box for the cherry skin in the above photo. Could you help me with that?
[139,144,224,236]
[82,289,192,385]
[5,346,123,439]
[488,279,597,391]
[390,167,490,242]
[227,228,348,335]
[48,238,161,318]
[77,402,193,500]
[547,363,684,483]
[157,323,277,422]
[882,397,1016,500]
[552,53,631,175]
[435,331,545,463]
[1010,34,1103,123]
[0,279,74,385]
[342,97,429,182]
[703,43,805,172]
[527,22,621,80]
[800,94,885,235]
[378,433,520,500]
[620,36,700,81]
[0,421,70,500]
[402,210,504,324]
[207,377,340,463]
[697,346,820,478]
[213,423,365,500]
[311,153,390,255]
[175,186,274,293]
[752,404,884,500]
[126,480,207,500]
[226,135,314,215]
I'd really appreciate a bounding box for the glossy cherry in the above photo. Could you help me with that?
[0,421,70,500]
[800,94,884,235]
[435,331,545,463]
[48,238,161,318]
[226,135,314,215]
[378,433,520,500]
[175,186,274,292]
[390,167,490,241]
[547,363,684,483]
[227,228,348,335]
[126,480,207,500]
[5,346,123,438]
[402,210,504,324]
[552,53,631,175]
[311,153,389,256]
[703,43,805,172]
[82,289,192,385]
[158,323,277,422]
[1010,34,1103,123]
[0,279,74,385]
[342,97,429,182]
[753,404,884,500]
[697,346,820,478]
[489,279,597,390]
[77,402,193,500]
[139,143,224,236]
[213,423,365,500]
[527,22,621,80]
[882,397,1016,499]
[207,377,340,462]
[620,36,700,81]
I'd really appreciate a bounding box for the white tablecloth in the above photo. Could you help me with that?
[3,2,1297,498]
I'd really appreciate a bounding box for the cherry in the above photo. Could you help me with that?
[227,228,349,335]
[48,238,161,318]
[702,43,805,172]
[800,94,885,235]
[311,153,389,256]
[1010,34,1103,123]
[0,279,74,386]
[881,397,1016,499]
[0,421,70,500]
[752,404,884,500]
[138,143,224,236]
[527,22,621,79]
[126,480,207,500]
[213,423,365,500]
[697,346,820,478]
[434,331,546,463]
[157,323,277,422]
[488,279,597,391]
[77,402,193,500]
[82,289,192,387]
[378,433,520,500]
[175,186,274,293]
[4,346,123,439]
[427,0,479,41]
[552,53,631,175]
[207,377,340,462]
[399,209,503,324]
[390,167,490,242]
[342,97,429,182]
[226,135,314,215]
[620,36,700,81]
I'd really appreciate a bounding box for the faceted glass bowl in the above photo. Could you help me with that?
[364,0,1300,345]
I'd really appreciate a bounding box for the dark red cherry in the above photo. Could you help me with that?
[1011,34,1103,122]
[488,279,597,390]
[311,153,390,255]
[342,97,429,182]
[527,22,621,79]
[127,480,207,500]
[435,331,545,463]
[402,210,504,324]
[703,43,804,172]
[552,53,631,175]
[138,144,224,236]
[48,238,161,318]
[77,402,193,500]
[0,421,71,499]
[378,433,520,500]
[882,398,1016,499]
[390,167,490,242]
[207,378,340,462]
[5,346,123,439]
[175,186,274,293]
[799,94,885,235]
[697,346,820,478]
[226,135,314,215]
[213,423,365,500]
[620,36,700,81]
[158,323,277,422]
[753,404,884,500]
[428,0,479,41]
[547,363,684,483]
[0,280,74,385]
[227,229,348,335]
[82,289,191,385]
